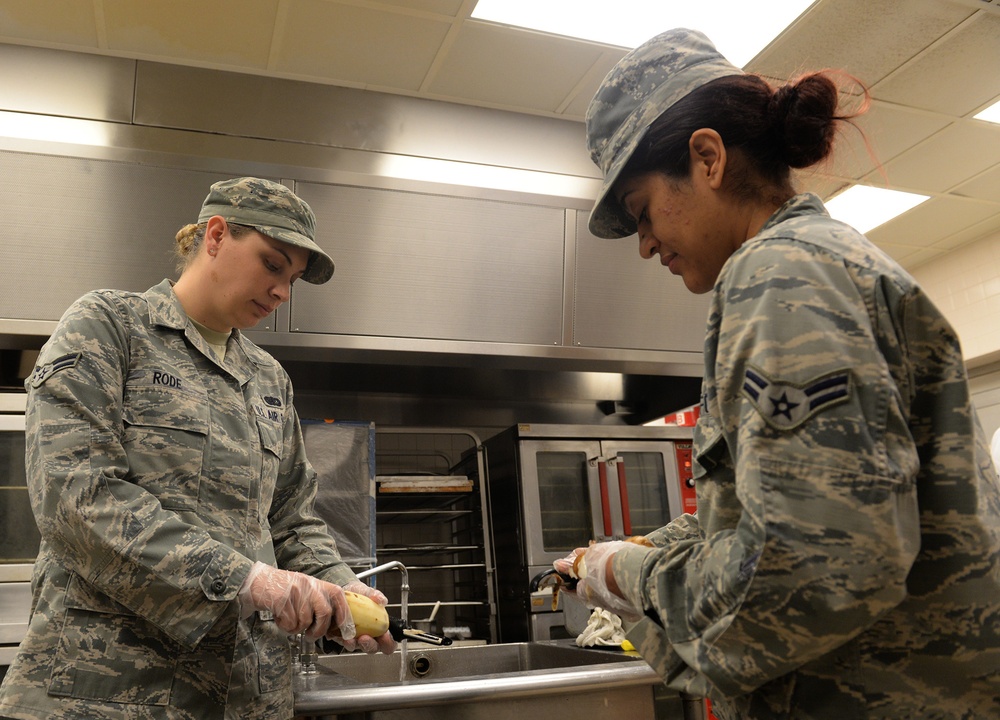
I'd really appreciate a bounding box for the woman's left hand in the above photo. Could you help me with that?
[333,581,398,654]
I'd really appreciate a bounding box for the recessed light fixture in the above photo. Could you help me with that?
[470,0,816,66]
[825,185,929,234]
[973,100,1000,125]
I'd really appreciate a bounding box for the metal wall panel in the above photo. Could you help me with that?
[290,182,566,345]
[0,150,235,321]
[572,211,711,353]
[133,61,597,179]
[0,45,135,122]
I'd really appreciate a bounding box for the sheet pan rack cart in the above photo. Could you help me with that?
[372,427,496,644]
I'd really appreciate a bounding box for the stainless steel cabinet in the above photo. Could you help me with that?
[1,146,707,363]
[290,182,566,346]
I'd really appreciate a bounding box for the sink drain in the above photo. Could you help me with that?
[408,654,432,678]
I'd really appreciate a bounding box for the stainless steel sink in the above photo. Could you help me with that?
[316,640,636,683]
[292,640,674,719]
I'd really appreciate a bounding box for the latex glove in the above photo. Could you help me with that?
[237,562,354,640]
[329,580,398,655]
[554,541,641,621]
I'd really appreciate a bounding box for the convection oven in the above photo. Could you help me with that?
[483,423,694,643]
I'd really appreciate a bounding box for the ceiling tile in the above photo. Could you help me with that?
[427,22,608,113]
[825,102,952,180]
[559,50,627,119]
[102,0,278,68]
[878,242,939,268]
[868,195,999,248]
[953,160,1000,203]
[929,213,1000,253]
[373,0,466,15]
[873,13,1000,116]
[877,121,1000,193]
[274,0,451,91]
[0,0,98,46]
[748,0,971,84]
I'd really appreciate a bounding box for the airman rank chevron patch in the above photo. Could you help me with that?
[28,352,82,388]
[742,365,851,430]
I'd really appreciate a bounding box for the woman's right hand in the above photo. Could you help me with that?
[238,562,355,640]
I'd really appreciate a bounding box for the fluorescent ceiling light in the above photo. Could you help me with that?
[974,100,1000,124]
[471,0,815,66]
[825,185,929,234]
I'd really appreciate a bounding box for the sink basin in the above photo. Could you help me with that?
[316,640,636,683]
[292,641,676,719]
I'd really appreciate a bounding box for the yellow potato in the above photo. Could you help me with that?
[344,590,390,637]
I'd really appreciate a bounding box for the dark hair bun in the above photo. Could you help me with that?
[769,73,840,169]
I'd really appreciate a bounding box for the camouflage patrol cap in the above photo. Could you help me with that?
[198,177,334,284]
[586,28,743,239]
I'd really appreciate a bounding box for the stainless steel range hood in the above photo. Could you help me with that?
[0,43,708,429]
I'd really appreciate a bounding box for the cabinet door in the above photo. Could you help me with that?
[0,150,230,321]
[573,212,710,352]
[518,440,605,566]
[601,441,683,538]
[291,182,566,345]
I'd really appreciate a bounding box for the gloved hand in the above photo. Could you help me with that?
[237,562,355,640]
[553,541,641,621]
[328,580,397,655]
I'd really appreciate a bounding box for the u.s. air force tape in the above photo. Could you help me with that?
[742,365,851,430]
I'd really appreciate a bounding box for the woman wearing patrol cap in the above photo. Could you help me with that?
[0,177,394,720]
[555,29,1000,719]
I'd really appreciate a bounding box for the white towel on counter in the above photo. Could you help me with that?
[575,607,627,647]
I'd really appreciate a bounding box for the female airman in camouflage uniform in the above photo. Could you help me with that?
[557,29,1000,719]
[0,177,394,720]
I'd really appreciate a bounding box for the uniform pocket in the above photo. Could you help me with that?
[256,418,283,513]
[250,613,292,694]
[122,384,208,510]
[48,573,177,705]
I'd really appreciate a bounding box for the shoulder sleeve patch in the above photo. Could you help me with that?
[28,352,82,388]
[742,365,851,431]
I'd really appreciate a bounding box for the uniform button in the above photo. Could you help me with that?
[211,579,226,594]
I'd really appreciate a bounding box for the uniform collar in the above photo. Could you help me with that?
[145,279,260,384]
[757,192,829,236]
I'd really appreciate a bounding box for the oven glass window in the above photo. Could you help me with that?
[536,451,593,551]
[619,451,670,536]
[0,430,38,563]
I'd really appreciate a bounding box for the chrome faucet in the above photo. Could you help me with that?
[357,560,410,630]
[357,560,410,682]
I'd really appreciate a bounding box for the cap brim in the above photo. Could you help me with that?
[255,225,335,284]
[587,152,642,240]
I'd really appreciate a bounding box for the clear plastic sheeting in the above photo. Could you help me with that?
[302,421,376,568]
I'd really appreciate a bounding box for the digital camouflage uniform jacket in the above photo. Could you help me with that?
[0,280,356,720]
[613,194,1000,719]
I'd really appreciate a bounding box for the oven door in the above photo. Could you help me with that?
[0,410,35,669]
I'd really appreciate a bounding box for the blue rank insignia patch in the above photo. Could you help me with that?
[742,365,851,430]
[28,352,82,388]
